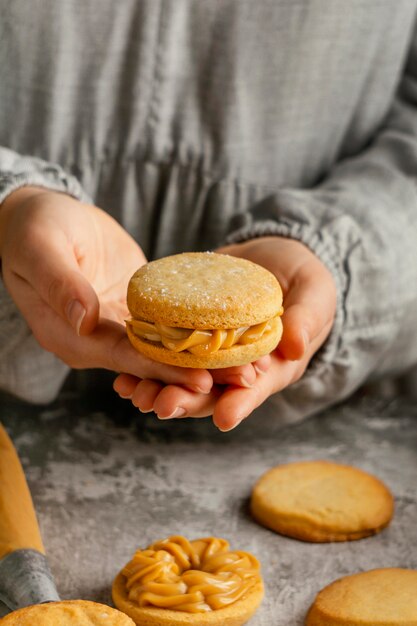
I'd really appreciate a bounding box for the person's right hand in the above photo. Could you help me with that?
[0,187,212,393]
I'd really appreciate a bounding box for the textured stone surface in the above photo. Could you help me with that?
[1,386,416,624]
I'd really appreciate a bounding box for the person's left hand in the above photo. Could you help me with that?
[113,237,337,429]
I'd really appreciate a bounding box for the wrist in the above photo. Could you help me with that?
[0,186,49,257]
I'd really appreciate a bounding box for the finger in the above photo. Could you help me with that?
[252,354,272,375]
[12,231,100,335]
[212,373,278,432]
[279,265,336,361]
[113,373,141,398]
[116,356,271,399]
[131,379,163,413]
[213,352,302,431]
[278,304,309,360]
[210,363,257,388]
[213,387,265,431]
[153,385,220,419]
[210,355,272,387]
[153,351,275,421]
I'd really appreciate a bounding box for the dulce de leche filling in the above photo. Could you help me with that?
[121,536,261,613]
[127,312,282,355]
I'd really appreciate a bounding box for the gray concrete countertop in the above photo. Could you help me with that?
[1,387,417,624]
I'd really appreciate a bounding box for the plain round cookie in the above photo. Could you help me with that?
[0,600,135,625]
[250,460,394,542]
[112,570,264,626]
[126,252,283,368]
[306,568,417,625]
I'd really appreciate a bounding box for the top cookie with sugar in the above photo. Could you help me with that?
[127,252,283,329]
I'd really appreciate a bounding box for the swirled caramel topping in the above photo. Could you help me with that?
[126,312,282,355]
[121,536,262,613]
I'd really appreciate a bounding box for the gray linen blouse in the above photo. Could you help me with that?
[1,0,417,421]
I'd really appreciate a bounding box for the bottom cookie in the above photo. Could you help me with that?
[306,568,417,625]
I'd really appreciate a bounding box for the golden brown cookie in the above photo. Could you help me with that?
[306,568,417,625]
[250,460,394,542]
[126,252,283,368]
[112,535,264,626]
[0,600,135,625]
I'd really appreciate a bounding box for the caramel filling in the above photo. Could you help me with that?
[122,536,261,613]
[127,312,282,355]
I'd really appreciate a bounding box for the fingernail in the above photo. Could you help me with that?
[186,384,210,394]
[158,407,187,420]
[302,329,310,353]
[119,393,133,400]
[217,417,244,432]
[226,375,253,388]
[254,359,270,374]
[66,300,86,335]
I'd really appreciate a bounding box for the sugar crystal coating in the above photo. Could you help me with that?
[127,252,283,329]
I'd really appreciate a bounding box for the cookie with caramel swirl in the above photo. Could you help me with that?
[112,535,264,626]
[126,252,283,368]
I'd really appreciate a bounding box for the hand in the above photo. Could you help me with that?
[0,187,212,393]
[210,236,337,428]
[114,236,336,428]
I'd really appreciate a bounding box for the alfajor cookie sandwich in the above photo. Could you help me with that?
[126,252,283,368]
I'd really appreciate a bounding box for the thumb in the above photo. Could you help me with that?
[57,269,100,335]
[21,241,100,336]
[278,266,336,361]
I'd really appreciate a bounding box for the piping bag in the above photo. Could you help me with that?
[0,423,60,612]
